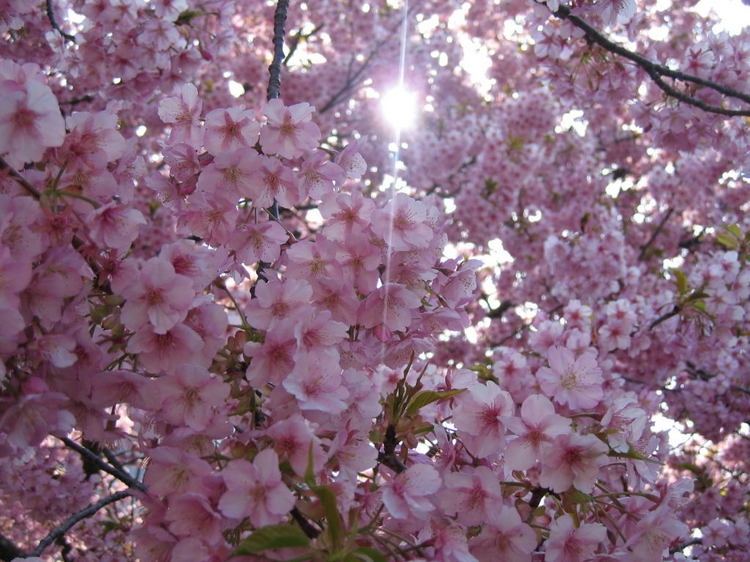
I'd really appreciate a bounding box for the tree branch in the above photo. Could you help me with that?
[639,207,674,261]
[61,437,147,493]
[267,0,290,101]
[0,156,42,199]
[29,491,130,557]
[46,0,76,43]
[318,1,421,114]
[553,4,750,117]
[0,533,25,562]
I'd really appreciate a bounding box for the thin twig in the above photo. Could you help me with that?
[30,491,130,557]
[46,0,76,43]
[61,437,147,492]
[267,0,290,101]
[0,156,42,199]
[638,207,674,261]
[553,4,750,117]
[318,1,421,114]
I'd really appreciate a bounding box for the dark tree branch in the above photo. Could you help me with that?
[0,533,25,562]
[552,4,750,117]
[46,0,76,43]
[61,437,147,492]
[267,0,290,101]
[283,24,324,66]
[378,423,406,473]
[0,156,42,199]
[318,1,421,114]
[290,506,322,539]
[639,207,674,261]
[29,491,130,557]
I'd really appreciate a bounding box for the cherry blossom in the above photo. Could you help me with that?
[259,99,321,159]
[0,61,65,166]
[1,0,749,559]
[218,449,296,527]
[537,346,604,410]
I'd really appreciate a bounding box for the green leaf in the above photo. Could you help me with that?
[405,389,465,416]
[174,9,201,25]
[716,231,739,250]
[313,484,345,549]
[233,524,310,555]
[672,269,689,296]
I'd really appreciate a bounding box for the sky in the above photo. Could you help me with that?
[695,0,750,34]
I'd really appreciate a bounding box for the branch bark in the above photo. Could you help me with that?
[61,437,147,493]
[0,533,25,562]
[46,0,76,43]
[553,4,750,117]
[29,491,130,557]
[267,0,290,101]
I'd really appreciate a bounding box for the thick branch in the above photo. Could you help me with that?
[0,533,25,562]
[553,4,750,117]
[29,491,130,557]
[267,0,290,101]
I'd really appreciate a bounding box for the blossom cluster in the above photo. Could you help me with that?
[2,0,750,560]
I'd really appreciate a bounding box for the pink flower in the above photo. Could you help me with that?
[165,493,223,539]
[151,365,229,432]
[0,389,74,448]
[266,414,327,476]
[335,233,383,293]
[335,141,367,180]
[359,283,422,333]
[539,432,609,493]
[218,449,296,527]
[158,83,204,147]
[88,202,146,253]
[537,346,603,410]
[470,506,537,562]
[245,155,300,208]
[259,99,321,159]
[583,0,637,26]
[452,381,514,459]
[370,193,434,251]
[440,466,503,526]
[382,463,441,520]
[244,321,297,386]
[544,514,606,562]
[248,278,314,330]
[127,323,204,374]
[505,394,571,471]
[298,149,345,199]
[203,106,260,154]
[160,239,224,291]
[62,111,126,170]
[283,349,349,413]
[144,446,213,497]
[229,218,288,265]
[119,257,195,334]
[292,308,348,351]
[0,61,65,166]
[284,238,338,282]
[319,191,375,242]
[196,149,262,200]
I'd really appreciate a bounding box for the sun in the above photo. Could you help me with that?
[380,85,418,132]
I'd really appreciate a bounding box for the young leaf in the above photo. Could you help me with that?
[405,389,465,416]
[232,524,311,555]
